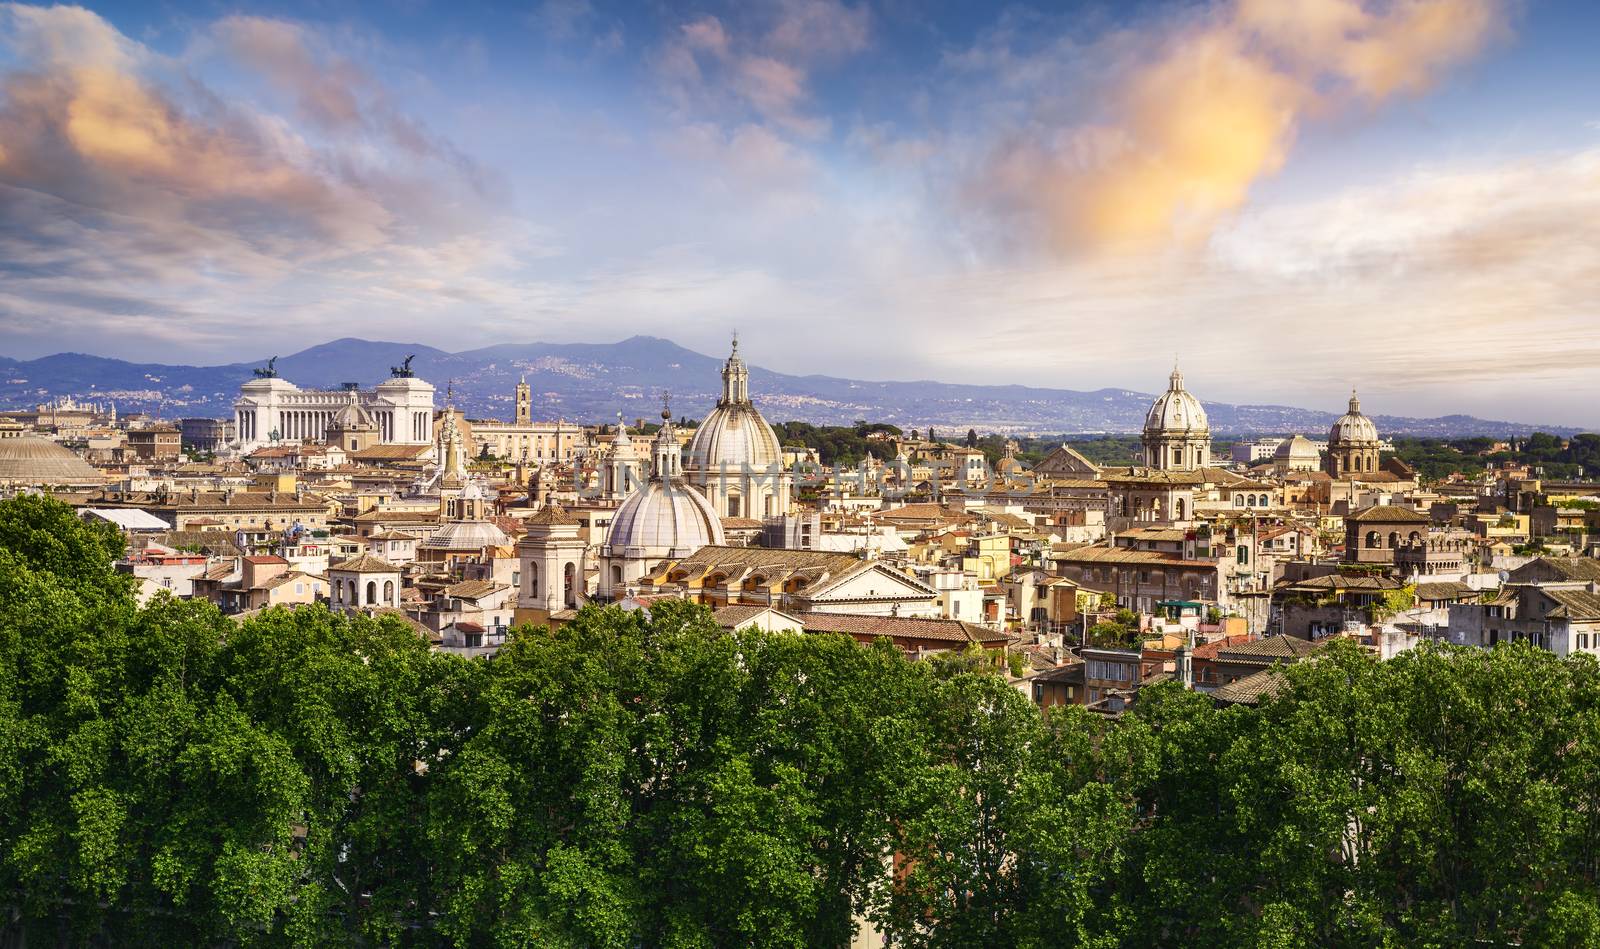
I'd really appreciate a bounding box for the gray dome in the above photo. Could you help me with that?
[0,437,104,487]
[1329,392,1379,445]
[604,480,725,556]
[331,398,378,431]
[686,402,782,472]
[1274,434,1318,461]
[607,413,726,557]
[1144,367,1209,436]
[420,520,512,551]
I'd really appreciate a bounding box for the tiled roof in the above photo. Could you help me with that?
[1213,667,1289,705]
[1029,660,1085,683]
[523,502,578,527]
[330,554,400,574]
[1051,545,1217,569]
[1281,574,1405,593]
[1415,581,1475,601]
[790,610,1008,645]
[1541,588,1600,621]
[1217,634,1320,663]
[1346,504,1430,524]
[1527,557,1600,582]
[443,579,509,601]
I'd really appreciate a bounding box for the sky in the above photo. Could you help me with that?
[1,0,1598,425]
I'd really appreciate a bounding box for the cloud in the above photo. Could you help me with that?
[655,0,870,140]
[968,0,1508,253]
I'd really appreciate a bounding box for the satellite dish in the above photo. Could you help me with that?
[1498,570,1510,584]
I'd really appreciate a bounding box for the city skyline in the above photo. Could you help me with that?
[3,0,1599,425]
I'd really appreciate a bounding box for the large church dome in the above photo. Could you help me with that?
[685,339,782,472]
[1329,391,1379,445]
[1144,367,1209,436]
[686,404,782,471]
[0,436,104,487]
[605,409,726,557]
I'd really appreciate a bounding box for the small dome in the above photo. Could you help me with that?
[1144,366,1209,436]
[1274,434,1318,461]
[686,403,783,472]
[0,436,104,487]
[604,480,725,556]
[331,398,378,431]
[1329,391,1379,445]
[420,520,512,551]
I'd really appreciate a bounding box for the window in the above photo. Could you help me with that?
[1236,544,1249,565]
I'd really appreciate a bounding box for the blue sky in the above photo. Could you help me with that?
[1,0,1598,425]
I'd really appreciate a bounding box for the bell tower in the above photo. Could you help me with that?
[515,375,532,425]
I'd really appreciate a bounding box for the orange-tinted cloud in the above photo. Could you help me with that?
[976,0,1507,253]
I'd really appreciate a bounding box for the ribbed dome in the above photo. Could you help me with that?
[1144,367,1209,435]
[606,408,725,556]
[420,520,512,550]
[604,480,726,556]
[686,402,783,471]
[331,398,377,431]
[0,437,104,486]
[1329,391,1379,445]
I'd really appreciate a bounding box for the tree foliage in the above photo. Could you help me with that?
[2,496,1599,945]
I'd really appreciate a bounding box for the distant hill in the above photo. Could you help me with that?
[0,336,1578,437]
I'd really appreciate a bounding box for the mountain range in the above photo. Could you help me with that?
[0,336,1578,437]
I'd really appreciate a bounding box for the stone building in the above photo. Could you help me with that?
[1325,391,1382,477]
[233,362,434,452]
[515,502,588,625]
[1141,365,1211,472]
[1343,504,1432,566]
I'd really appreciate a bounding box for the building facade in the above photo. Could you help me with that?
[233,364,435,452]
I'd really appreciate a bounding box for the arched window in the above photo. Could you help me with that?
[564,562,578,608]
[528,562,539,598]
[383,580,394,602]
[334,581,344,604]
[1234,495,1245,507]
[365,580,377,604]
[1175,498,1186,520]
[611,564,623,587]
[1245,495,1255,508]
[1409,531,1422,544]
[1366,530,1380,548]
[1388,532,1400,549]
[1258,494,1269,507]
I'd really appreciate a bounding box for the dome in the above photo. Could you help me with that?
[686,336,783,472]
[331,398,377,431]
[604,480,726,556]
[0,436,104,487]
[605,406,725,556]
[686,403,783,471]
[420,519,512,551]
[1144,366,1209,435]
[1274,434,1318,461]
[1329,391,1379,445]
